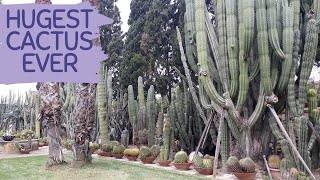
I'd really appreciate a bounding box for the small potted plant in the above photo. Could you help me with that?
[99,141,119,157]
[193,154,214,175]
[268,155,281,179]
[15,137,32,154]
[172,150,192,170]
[112,144,125,159]
[227,156,256,180]
[157,147,172,166]
[63,139,73,150]
[90,142,99,154]
[139,146,155,164]
[124,148,139,161]
[2,133,15,141]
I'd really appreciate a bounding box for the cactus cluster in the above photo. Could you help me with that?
[227,156,255,173]
[124,148,140,156]
[150,145,161,157]
[268,155,281,169]
[102,141,120,152]
[128,76,157,146]
[138,146,152,161]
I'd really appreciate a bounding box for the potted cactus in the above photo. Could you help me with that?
[100,141,120,157]
[90,142,99,154]
[2,133,15,141]
[193,154,214,175]
[157,147,172,166]
[139,146,155,164]
[124,148,139,161]
[227,156,256,180]
[268,155,281,179]
[172,150,192,170]
[63,139,73,150]
[112,144,125,159]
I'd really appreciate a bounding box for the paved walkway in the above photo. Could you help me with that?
[0,146,49,159]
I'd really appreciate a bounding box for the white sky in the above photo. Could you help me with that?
[0,0,131,97]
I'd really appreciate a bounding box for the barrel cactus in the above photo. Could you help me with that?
[268,155,281,169]
[239,157,255,173]
[174,150,189,163]
[112,144,125,154]
[203,154,213,168]
[102,141,120,152]
[139,146,151,161]
[150,145,161,157]
[192,153,204,168]
[227,156,242,173]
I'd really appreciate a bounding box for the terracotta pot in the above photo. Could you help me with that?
[112,154,124,159]
[43,143,48,146]
[125,155,138,161]
[172,162,192,171]
[65,147,72,151]
[38,143,44,147]
[20,150,31,154]
[98,151,112,157]
[233,172,256,180]
[194,167,213,175]
[270,168,281,180]
[157,160,172,167]
[91,149,97,154]
[141,157,156,164]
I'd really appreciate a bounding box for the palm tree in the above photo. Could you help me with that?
[35,0,64,167]
[71,0,101,166]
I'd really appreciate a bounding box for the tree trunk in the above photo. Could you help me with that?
[71,83,97,166]
[39,83,64,167]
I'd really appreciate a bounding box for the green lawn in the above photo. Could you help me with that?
[0,155,206,180]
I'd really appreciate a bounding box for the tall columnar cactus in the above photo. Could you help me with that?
[147,85,156,147]
[128,85,137,141]
[98,63,109,145]
[34,93,40,138]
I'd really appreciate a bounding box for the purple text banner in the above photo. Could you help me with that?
[0,2,112,84]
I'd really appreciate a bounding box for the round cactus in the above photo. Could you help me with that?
[112,144,125,154]
[192,153,203,167]
[239,157,255,173]
[123,149,131,155]
[280,158,294,171]
[174,150,188,163]
[102,141,120,152]
[150,145,161,157]
[129,148,139,156]
[203,155,213,168]
[227,156,242,173]
[268,155,281,169]
[139,146,151,161]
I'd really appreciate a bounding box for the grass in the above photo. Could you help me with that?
[0,155,206,180]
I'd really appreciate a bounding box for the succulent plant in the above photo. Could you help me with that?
[239,157,255,173]
[102,141,120,152]
[203,154,213,168]
[268,155,281,169]
[112,144,125,154]
[62,139,73,149]
[90,143,100,150]
[227,156,242,173]
[174,150,188,163]
[20,130,34,139]
[139,146,151,161]
[150,145,161,157]
[192,153,203,168]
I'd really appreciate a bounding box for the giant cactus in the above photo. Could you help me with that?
[179,0,319,177]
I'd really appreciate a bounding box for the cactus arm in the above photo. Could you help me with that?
[277,5,294,93]
[236,0,249,109]
[216,0,230,91]
[270,53,280,89]
[248,61,260,82]
[128,85,137,143]
[287,31,301,117]
[297,116,311,171]
[176,27,210,123]
[184,0,198,73]
[257,0,273,95]
[298,19,318,115]
[225,0,239,97]
[292,0,301,31]
[267,0,285,59]
[248,85,266,128]
[137,76,145,109]
[147,85,155,147]
[242,0,255,59]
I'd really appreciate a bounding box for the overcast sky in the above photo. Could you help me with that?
[0,0,131,97]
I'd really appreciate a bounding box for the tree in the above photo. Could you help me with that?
[35,0,65,168]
